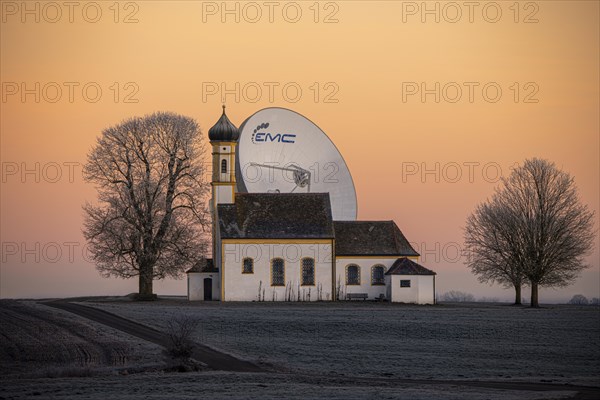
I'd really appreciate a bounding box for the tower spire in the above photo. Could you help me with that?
[208,105,239,142]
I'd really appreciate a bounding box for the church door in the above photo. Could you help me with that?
[204,278,212,301]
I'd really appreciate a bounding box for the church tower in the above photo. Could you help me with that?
[208,105,240,259]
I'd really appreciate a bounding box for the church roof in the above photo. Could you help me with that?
[386,257,436,275]
[218,193,334,239]
[208,105,240,142]
[186,258,217,273]
[333,221,419,257]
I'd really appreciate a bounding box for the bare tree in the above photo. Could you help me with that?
[465,159,595,307]
[83,112,210,299]
[465,200,527,305]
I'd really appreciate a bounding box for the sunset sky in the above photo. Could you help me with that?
[1,1,598,302]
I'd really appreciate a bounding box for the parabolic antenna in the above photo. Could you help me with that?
[236,108,357,220]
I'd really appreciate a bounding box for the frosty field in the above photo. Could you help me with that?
[88,299,600,385]
[1,298,599,399]
[0,300,164,378]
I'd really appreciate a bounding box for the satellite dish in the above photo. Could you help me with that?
[236,107,357,220]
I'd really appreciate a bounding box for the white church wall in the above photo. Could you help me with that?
[389,275,435,304]
[213,143,235,183]
[215,185,234,204]
[335,257,407,301]
[385,275,392,300]
[417,275,435,304]
[188,273,202,300]
[222,241,334,301]
[188,272,221,301]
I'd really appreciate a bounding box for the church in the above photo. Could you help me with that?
[187,107,437,304]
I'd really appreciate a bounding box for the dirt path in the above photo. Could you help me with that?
[43,300,599,399]
[43,301,264,373]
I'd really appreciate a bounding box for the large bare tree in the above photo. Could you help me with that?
[465,158,595,307]
[83,112,210,299]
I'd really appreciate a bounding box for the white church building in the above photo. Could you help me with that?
[187,107,436,304]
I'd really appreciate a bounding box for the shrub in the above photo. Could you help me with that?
[165,315,199,359]
[441,291,475,302]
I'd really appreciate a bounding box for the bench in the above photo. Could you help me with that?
[346,293,368,301]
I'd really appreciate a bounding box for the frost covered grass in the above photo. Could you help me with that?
[86,299,600,386]
[0,370,581,400]
[0,300,164,378]
[2,299,597,399]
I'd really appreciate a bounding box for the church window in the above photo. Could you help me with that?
[221,159,227,173]
[400,280,411,288]
[371,265,385,285]
[271,258,285,286]
[242,258,254,274]
[301,258,315,286]
[346,264,360,285]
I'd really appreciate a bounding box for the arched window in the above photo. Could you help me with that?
[371,265,385,285]
[301,258,315,286]
[242,258,254,274]
[221,159,227,174]
[271,258,285,286]
[346,264,360,285]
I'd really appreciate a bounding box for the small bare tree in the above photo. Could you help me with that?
[83,112,210,298]
[166,315,200,359]
[257,281,263,301]
[465,159,595,307]
[335,276,345,301]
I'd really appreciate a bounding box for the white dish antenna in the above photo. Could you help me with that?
[236,108,357,220]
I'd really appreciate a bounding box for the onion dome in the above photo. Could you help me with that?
[208,105,240,142]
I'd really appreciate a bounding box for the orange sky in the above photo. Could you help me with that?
[1,1,598,302]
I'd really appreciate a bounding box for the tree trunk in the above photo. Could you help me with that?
[137,264,156,300]
[530,283,539,308]
[514,284,522,305]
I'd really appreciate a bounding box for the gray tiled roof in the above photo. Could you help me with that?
[186,258,217,273]
[385,257,436,275]
[218,193,334,239]
[333,221,419,256]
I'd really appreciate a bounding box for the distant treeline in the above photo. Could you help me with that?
[439,290,599,305]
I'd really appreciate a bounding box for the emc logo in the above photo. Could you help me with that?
[251,122,296,144]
